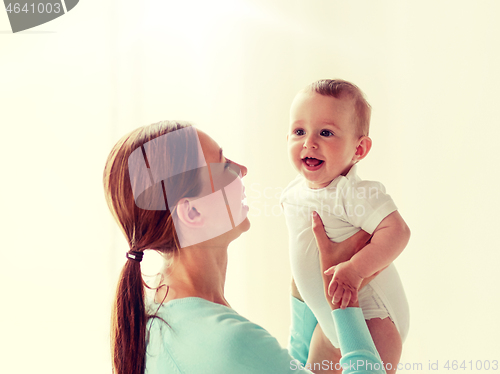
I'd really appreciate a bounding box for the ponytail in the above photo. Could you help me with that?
[111,258,147,374]
[104,120,203,374]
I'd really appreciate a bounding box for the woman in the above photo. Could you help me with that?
[103,120,386,374]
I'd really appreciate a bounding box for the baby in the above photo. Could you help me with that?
[281,79,410,372]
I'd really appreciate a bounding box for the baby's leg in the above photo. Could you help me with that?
[307,323,342,374]
[366,318,402,373]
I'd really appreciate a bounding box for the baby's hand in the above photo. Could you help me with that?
[324,261,363,309]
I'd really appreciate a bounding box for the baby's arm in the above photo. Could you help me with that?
[326,210,410,308]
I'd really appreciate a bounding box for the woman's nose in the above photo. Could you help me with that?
[234,161,247,177]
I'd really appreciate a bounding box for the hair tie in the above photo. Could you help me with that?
[126,250,144,262]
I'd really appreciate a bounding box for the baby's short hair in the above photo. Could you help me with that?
[307,79,371,137]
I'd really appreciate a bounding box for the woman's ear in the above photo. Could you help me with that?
[175,198,204,227]
[353,136,372,162]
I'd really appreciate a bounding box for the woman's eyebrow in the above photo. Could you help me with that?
[219,148,224,162]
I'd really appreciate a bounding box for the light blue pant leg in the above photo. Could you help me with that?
[332,308,386,374]
[288,296,318,367]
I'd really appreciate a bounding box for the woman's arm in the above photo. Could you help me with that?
[310,211,387,373]
[332,308,386,374]
[311,211,376,309]
[288,291,317,367]
[288,217,375,365]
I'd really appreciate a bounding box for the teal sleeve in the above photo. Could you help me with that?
[332,308,386,374]
[219,312,313,373]
[288,296,318,366]
[146,299,316,374]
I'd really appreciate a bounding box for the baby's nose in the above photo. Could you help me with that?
[303,135,318,149]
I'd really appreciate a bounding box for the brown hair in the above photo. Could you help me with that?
[307,79,372,137]
[103,120,203,374]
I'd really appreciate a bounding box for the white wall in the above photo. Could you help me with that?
[1,1,499,372]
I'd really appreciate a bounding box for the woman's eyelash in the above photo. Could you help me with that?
[224,159,231,169]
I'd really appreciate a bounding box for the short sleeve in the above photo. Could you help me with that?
[340,179,398,234]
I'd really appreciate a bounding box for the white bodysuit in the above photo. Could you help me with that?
[280,165,409,348]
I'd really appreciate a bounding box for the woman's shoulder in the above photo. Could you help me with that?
[149,297,274,343]
[147,297,243,338]
[146,297,296,374]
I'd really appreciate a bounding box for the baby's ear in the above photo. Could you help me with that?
[353,136,372,162]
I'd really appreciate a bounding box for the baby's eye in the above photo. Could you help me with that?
[294,129,305,136]
[320,130,334,137]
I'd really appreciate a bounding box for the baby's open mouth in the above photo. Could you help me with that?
[302,157,324,167]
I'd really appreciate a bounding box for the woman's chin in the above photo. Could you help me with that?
[236,216,251,233]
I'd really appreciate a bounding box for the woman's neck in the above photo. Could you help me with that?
[156,244,229,306]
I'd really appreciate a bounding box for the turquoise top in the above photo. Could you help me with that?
[288,295,318,366]
[145,297,384,374]
[288,297,385,373]
[145,297,298,374]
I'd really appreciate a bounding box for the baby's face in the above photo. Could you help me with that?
[287,90,360,189]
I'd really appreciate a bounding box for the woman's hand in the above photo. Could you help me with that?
[311,211,372,310]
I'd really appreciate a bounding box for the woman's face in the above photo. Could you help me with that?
[196,129,250,237]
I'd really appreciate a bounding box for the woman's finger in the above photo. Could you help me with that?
[311,212,332,254]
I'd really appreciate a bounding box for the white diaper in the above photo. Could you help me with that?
[358,284,391,321]
[329,264,410,347]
